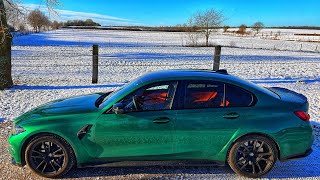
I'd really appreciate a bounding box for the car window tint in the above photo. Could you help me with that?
[184,80,224,109]
[225,84,254,107]
[119,81,177,112]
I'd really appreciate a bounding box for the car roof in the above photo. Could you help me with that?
[139,69,236,83]
[137,69,278,98]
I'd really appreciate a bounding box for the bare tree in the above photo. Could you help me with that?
[238,24,247,35]
[192,8,224,47]
[0,0,59,89]
[223,25,230,33]
[51,20,62,29]
[184,17,201,47]
[28,9,50,32]
[252,22,264,34]
[18,23,25,32]
[0,0,13,89]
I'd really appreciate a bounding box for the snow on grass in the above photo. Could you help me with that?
[1,29,320,179]
[13,29,320,52]
[4,28,320,122]
[4,29,320,123]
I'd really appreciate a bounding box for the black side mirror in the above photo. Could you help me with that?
[113,103,125,114]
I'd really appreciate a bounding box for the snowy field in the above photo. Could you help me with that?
[1,29,320,179]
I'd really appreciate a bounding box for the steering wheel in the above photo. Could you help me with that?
[132,95,143,111]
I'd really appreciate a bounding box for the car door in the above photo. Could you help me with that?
[94,81,179,161]
[173,80,256,160]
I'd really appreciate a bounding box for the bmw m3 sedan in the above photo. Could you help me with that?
[9,69,314,178]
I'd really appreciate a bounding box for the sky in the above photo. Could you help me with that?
[22,0,320,27]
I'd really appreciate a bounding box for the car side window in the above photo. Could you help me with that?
[225,84,255,107]
[184,80,225,109]
[118,81,178,112]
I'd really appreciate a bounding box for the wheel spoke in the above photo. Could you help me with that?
[252,163,256,174]
[53,148,62,155]
[255,161,262,173]
[259,157,273,163]
[42,162,48,173]
[238,150,249,155]
[237,157,247,164]
[36,160,45,170]
[240,162,249,170]
[52,159,62,168]
[258,152,272,157]
[32,150,45,156]
[50,161,57,172]
[253,140,258,151]
[258,142,264,152]
[241,144,250,152]
[42,142,46,152]
[48,142,52,153]
[53,154,65,158]
[31,155,44,159]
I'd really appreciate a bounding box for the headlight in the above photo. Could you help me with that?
[12,125,26,135]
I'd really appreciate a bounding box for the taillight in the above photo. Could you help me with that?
[294,111,310,122]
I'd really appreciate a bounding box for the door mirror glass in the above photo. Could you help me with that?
[113,103,125,114]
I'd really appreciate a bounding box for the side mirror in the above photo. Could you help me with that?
[113,103,125,114]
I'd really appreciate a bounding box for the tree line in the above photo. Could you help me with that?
[10,9,101,33]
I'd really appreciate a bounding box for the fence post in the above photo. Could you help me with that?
[213,45,222,71]
[92,44,99,84]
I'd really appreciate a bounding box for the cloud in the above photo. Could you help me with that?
[22,3,141,26]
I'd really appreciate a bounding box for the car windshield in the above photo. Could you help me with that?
[98,77,142,109]
[101,86,125,103]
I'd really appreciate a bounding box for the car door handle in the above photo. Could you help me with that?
[153,117,170,124]
[223,112,240,119]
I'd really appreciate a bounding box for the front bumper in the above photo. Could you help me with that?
[11,157,23,167]
[8,132,29,166]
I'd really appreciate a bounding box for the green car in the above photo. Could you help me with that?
[8,69,314,178]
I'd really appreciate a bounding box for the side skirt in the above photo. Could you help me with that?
[78,160,226,168]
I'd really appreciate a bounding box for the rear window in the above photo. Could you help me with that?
[184,81,225,109]
[225,84,254,107]
[183,80,256,109]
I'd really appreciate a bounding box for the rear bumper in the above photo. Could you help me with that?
[281,148,313,161]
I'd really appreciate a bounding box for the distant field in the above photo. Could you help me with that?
[13,28,320,51]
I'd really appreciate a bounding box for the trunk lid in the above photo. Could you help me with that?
[268,87,308,111]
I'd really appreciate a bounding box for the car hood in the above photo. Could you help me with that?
[15,93,102,124]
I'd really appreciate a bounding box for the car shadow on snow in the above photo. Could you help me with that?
[65,164,235,179]
[64,152,320,179]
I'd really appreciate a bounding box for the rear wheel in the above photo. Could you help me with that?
[228,135,277,178]
[25,135,75,178]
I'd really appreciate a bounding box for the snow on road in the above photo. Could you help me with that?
[1,29,320,179]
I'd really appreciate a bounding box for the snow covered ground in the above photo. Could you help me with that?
[13,28,320,51]
[1,29,320,179]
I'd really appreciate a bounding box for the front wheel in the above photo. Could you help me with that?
[227,135,277,178]
[25,135,75,178]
